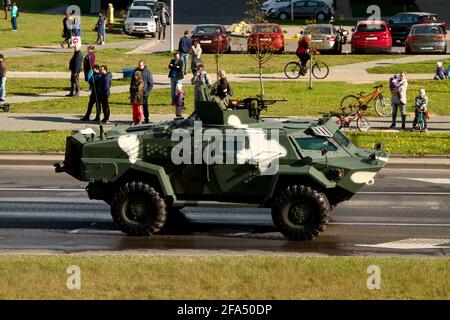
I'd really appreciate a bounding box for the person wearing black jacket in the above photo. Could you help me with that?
[168,52,183,102]
[66,44,83,97]
[131,60,154,123]
[60,13,71,48]
[178,30,192,75]
[215,70,232,102]
[98,65,112,123]
[81,64,101,121]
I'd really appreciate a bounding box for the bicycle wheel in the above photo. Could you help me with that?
[340,95,360,110]
[356,115,371,132]
[312,62,329,79]
[284,62,302,79]
[374,94,393,117]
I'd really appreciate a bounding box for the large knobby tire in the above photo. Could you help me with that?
[272,185,330,240]
[111,181,167,236]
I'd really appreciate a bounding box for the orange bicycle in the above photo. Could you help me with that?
[340,84,392,117]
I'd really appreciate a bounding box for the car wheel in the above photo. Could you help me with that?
[110,181,167,236]
[151,32,157,38]
[272,185,330,241]
[405,45,412,54]
[278,12,288,20]
[316,12,326,20]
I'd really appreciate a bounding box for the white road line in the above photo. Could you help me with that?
[355,238,450,250]
[0,188,449,196]
[331,222,450,227]
[399,178,450,185]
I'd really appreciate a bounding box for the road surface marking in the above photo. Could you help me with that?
[0,188,85,192]
[331,222,450,227]
[399,178,450,185]
[355,238,450,250]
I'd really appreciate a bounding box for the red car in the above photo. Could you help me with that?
[247,23,285,54]
[191,24,231,54]
[351,20,392,54]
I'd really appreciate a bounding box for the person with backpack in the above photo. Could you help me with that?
[83,45,96,82]
[81,65,101,121]
[10,1,17,31]
[412,88,429,132]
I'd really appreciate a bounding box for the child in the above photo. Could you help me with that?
[389,74,399,91]
[173,82,185,117]
[434,61,447,80]
[412,88,429,132]
[130,70,144,125]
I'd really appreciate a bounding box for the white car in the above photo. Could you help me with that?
[123,5,157,37]
[262,0,335,16]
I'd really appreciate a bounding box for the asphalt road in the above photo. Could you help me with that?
[0,165,449,256]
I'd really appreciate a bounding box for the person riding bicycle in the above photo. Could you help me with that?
[295,34,318,75]
[412,89,429,132]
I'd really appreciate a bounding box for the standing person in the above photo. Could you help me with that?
[178,30,192,75]
[107,3,114,33]
[4,0,11,19]
[0,54,7,102]
[157,7,169,42]
[98,65,112,123]
[131,60,154,123]
[96,11,106,45]
[83,45,96,82]
[129,70,144,125]
[9,1,17,32]
[81,65,101,121]
[190,40,202,75]
[66,44,83,97]
[390,72,408,130]
[173,82,185,117]
[412,89,429,132]
[191,64,212,101]
[60,13,71,48]
[168,52,184,102]
[215,70,232,103]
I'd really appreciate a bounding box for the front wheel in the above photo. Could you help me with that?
[110,181,167,236]
[312,62,329,79]
[272,185,330,241]
[374,95,393,117]
[278,12,289,20]
[356,115,371,131]
[284,61,302,79]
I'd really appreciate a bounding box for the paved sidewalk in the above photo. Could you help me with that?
[0,113,449,132]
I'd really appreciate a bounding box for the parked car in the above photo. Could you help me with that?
[191,24,231,53]
[123,5,157,37]
[302,23,342,54]
[247,23,285,53]
[128,0,170,24]
[351,20,392,54]
[263,0,335,16]
[269,0,333,21]
[387,12,446,44]
[405,23,447,54]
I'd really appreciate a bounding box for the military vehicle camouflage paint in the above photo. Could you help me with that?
[55,97,389,240]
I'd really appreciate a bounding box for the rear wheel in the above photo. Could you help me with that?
[151,32,157,38]
[278,12,288,20]
[316,12,326,20]
[312,62,329,79]
[374,95,393,117]
[272,185,330,241]
[340,95,360,110]
[284,61,302,79]
[356,115,371,131]
[110,181,167,236]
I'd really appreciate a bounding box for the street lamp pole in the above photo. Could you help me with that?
[291,0,293,21]
[170,0,174,52]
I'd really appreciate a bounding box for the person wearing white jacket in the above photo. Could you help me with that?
[390,72,408,130]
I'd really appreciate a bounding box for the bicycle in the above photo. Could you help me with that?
[340,84,392,117]
[327,104,371,132]
[284,55,329,80]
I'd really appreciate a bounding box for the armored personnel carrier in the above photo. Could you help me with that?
[55,93,388,240]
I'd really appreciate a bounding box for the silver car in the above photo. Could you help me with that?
[124,5,157,37]
[405,24,447,54]
[302,24,342,54]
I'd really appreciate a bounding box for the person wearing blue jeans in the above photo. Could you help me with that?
[10,1,17,31]
[168,52,184,102]
[0,54,6,101]
[178,30,192,75]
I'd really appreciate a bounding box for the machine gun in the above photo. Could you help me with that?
[229,96,287,120]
